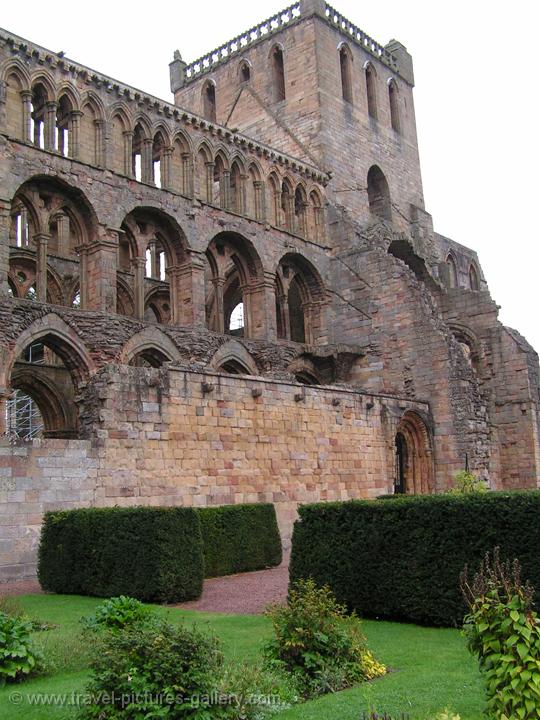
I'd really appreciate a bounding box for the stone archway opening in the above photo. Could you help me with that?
[394,411,433,494]
[7,340,79,439]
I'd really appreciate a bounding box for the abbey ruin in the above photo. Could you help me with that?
[0,0,538,582]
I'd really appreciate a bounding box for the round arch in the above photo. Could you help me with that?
[394,410,434,495]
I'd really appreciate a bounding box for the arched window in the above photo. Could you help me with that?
[281,179,294,230]
[152,131,166,188]
[80,99,104,166]
[388,79,400,133]
[5,69,26,140]
[469,263,480,291]
[339,45,353,104]
[213,154,228,208]
[272,46,286,102]
[202,81,216,123]
[365,63,377,120]
[230,162,244,215]
[172,133,193,197]
[446,254,458,289]
[30,83,48,149]
[239,61,251,84]
[308,190,324,242]
[294,185,307,236]
[132,123,145,181]
[367,165,391,220]
[56,94,73,157]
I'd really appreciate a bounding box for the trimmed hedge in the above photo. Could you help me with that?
[38,507,203,602]
[289,492,540,627]
[198,503,282,577]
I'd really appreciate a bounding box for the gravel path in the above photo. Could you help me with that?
[1,560,289,614]
[177,559,289,614]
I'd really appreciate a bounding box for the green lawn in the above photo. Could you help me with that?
[0,595,484,720]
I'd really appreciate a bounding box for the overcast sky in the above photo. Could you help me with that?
[2,1,539,351]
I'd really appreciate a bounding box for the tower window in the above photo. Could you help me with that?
[203,81,216,123]
[389,79,400,133]
[366,64,377,119]
[272,46,286,102]
[339,45,353,104]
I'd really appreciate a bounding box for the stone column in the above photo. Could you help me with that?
[0,388,11,436]
[182,153,193,197]
[161,147,173,190]
[205,162,214,203]
[142,138,153,184]
[78,244,89,309]
[149,238,158,279]
[0,199,10,297]
[82,228,119,311]
[279,294,290,339]
[19,207,29,247]
[123,130,134,176]
[132,256,146,319]
[221,170,231,210]
[55,212,70,256]
[21,91,32,142]
[254,181,265,221]
[70,110,83,159]
[35,232,50,301]
[211,276,225,333]
[169,252,207,327]
[297,202,308,237]
[247,272,278,340]
[44,101,57,151]
[94,120,104,166]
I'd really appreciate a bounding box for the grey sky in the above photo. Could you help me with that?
[2,0,538,350]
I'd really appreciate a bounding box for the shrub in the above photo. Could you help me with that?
[0,611,43,685]
[449,470,487,494]
[198,504,282,577]
[290,492,540,626]
[461,549,540,719]
[264,579,385,698]
[81,596,155,632]
[80,617,227,719]
[38,506,204,602]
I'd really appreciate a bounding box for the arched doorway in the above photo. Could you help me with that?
[393,412,433,494]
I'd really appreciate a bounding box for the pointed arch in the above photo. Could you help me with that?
[171,130,194,197]
[3,62,30,139]
[195,140,213,202]
[339,43,353,104]
[119,327,180,367]
[275,252,327,344]
[80,92,105,166]
[445,253,458,289]
[238,59,252,85]
[367,165,391,220]
[271,44,286,102]
[109,104,132,175]
[468,262,480,291]
[210,340,259,375]
[388,78,400,133]
[1,313,95,392]
[246,161,264,221]
[365,62,378,120]
[202,79,217,123]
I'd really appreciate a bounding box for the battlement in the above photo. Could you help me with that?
[180,1,403,87]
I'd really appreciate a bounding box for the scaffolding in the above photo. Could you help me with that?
[4,342,45,440]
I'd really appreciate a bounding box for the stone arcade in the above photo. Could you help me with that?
[1,0,539,581]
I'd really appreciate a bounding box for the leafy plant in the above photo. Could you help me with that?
[264,579,385,698]
[81,595,154,632]
[461,548,540,719]
[435,711,461,720]
[0,595,56,632]
[80,617,228,719]
[449,470,487,495]
[0,611,43,685]
[219,662,298,719]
